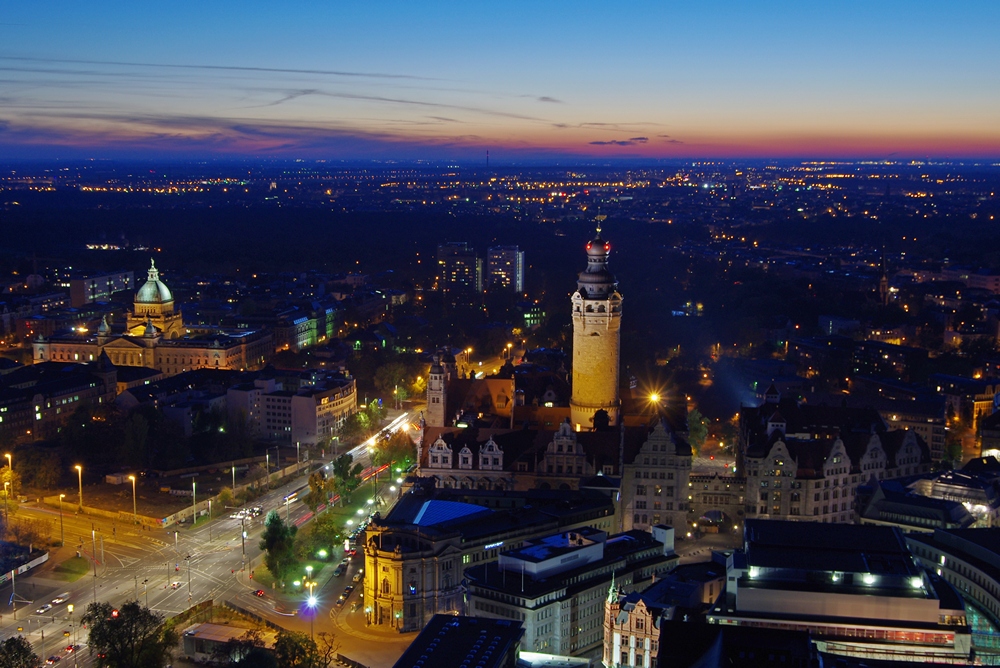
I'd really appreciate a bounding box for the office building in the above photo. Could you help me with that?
[708,520,972,663]
[437,242,483,295]
[487,245,525,292]
[69,270,134,308]
[466,525,677,657]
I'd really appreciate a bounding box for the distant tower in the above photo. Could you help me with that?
[426,355,447,427]
[878,247,889,307]
[570,223,623,430]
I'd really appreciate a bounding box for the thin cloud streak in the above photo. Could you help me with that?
[0,55,435,81]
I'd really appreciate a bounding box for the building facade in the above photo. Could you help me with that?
[34,261,272,377]
[363,482,616,633]
[487,245,525,293]
[709,520,972,663]
[466,526,677,657]
[126,260,184,338]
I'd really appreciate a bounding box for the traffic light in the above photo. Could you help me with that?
[111,609,119,618]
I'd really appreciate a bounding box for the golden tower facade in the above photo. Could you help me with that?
[570,233,622,429]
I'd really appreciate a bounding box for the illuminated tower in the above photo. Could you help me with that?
[425,354,448,428]
[570,229,622,429]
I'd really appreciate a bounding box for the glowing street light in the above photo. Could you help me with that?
[74,465,83,512]
[128,475,137,525]
[58,494,65,546]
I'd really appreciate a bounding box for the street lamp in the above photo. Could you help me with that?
[305,578,317,640]
[74,465,83,512]
[128,475,137,525]
[265,452,270,491]
[3,481,8,525]
[192,479,197,524]
[58,494,65,546]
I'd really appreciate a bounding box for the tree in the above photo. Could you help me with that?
[1,465,21,499]
[687,408,709,455]
[370,431,416,471]
[218,486,235,511]
[212,628,276,668]
[273,630,320,668]
[309,510,342,555]
[303,471,328,514]
[0,635,38,668]
[329,454,363,506]
[315,632,341,668]
[83,600,176,668]
[373,361,406,395]
[259,510,297,585]
[4,516,51,547]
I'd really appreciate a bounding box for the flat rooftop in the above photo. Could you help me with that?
[392,615,523,668]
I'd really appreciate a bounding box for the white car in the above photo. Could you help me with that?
[36,603,53,614]
[51,592,71,605]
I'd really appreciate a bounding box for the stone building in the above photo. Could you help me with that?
[570,233,623,430]
[740,387,931,524]
[363,481,616,633]
[33,260,272,377]
[126,260,184,338]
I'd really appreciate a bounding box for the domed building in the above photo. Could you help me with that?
[126,259,184,339]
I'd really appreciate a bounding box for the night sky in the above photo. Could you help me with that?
[2,1,998,161]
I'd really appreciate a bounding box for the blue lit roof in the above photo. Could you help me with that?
[412,500,491,527]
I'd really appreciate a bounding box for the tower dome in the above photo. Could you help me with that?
[135,259,173,304]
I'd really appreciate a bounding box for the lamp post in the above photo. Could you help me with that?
[143,578,149,607]
[240,517,246,569]
[191,479,196,524]
[75,465,83,512]
[296,441,301,472]
[265,453,270,491]
[67,604,75,666]
[305,578,317,640]
[186,554,192,600]
[128,475,137,525]
[58,494,65,546]
[231,461,236,491]
[3,480,8,525]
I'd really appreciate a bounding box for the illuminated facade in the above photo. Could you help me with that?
[709,520,972,663]
[570,233,622,430]
[33,259,272,377]
[363,481,615,633]
[487,245,525,292]
[126,260,184,339]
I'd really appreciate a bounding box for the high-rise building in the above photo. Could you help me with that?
[437,242,482,295]
[570,234,622,429]
[486,245,524,292]
[69,270,134,308]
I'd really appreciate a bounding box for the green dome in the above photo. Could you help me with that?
[136,259,173,304]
